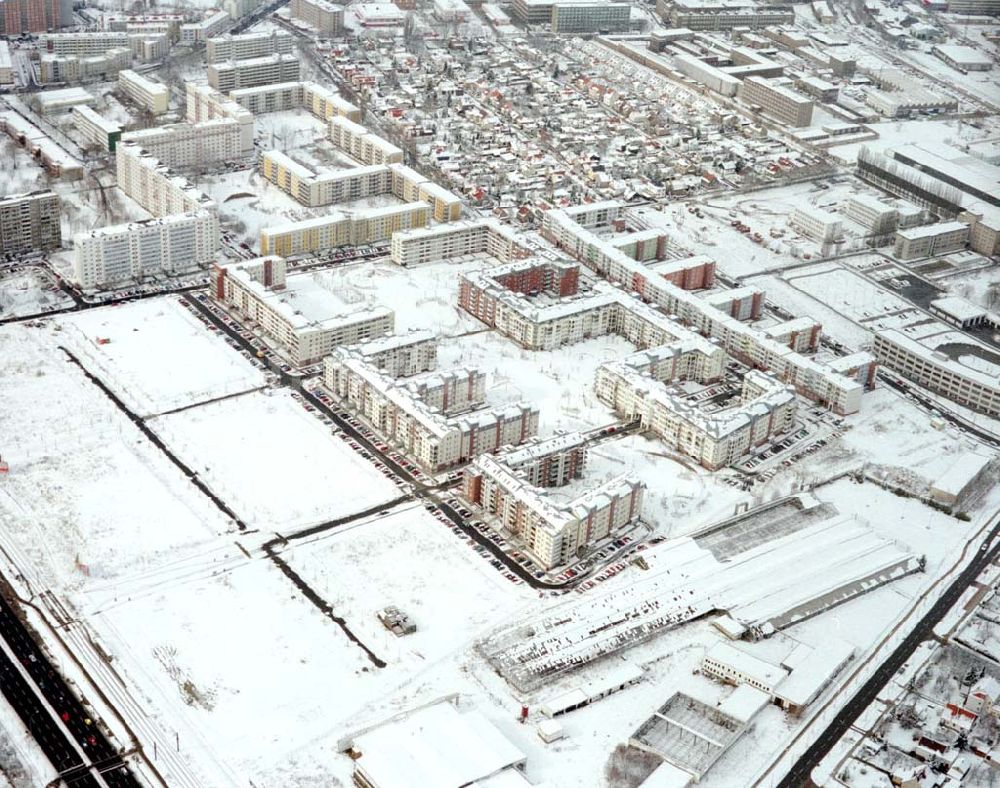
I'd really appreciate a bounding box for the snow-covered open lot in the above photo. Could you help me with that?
[0,323,229,595]
[86,503,532,785]
[57,297,266,415]
[152,389,401,530]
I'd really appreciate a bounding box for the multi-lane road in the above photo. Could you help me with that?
[0,592,139,787]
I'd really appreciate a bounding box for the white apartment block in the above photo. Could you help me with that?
[185,83,254,154]
[329,115,404,165]
[738,76,814,127]
[658,0,795,30]
[289,0,345,33]
[390,219,530,266]
[323,341,539,471]
[764,317,821,353]
[260,202,430,256]
[40,48,132,83]
[230,80,302,114]
[39,32,131,55]
[122,119,245,169]
[73,210,219,289]
[844,194,898,235]
[542,203,865,414]
[115,142,217,217]
[0,41,12,86]
[228,80,360,121]
[789,205,842,243]
[205,31,293,63]
[464,434,644,569]
[347,329,437,377]
[260,150,391,207]
[893,221,969,260]
[207,53,300,93]
[131,34,170,61]
[873,330,999,416]
[0,191,62,255]
[179,10,231,44]
[119,69,170,115]
[213,257,394,365]
[72,106,122,152]
[302,81,361,122]
[41,31,167,61]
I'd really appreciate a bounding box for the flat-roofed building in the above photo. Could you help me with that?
[72,106,122,152]
[179,9,230,44]
[328,115,404,165]
[0,41,12,85]
[932,44,993,72]
[213,257,395,365]
[739,76,813,127]
[259,151,391,207]
[0,191,61,255]
[657,0,794,30]
[873,328,999,416]
[464,433,644,568]
[119,69,170,114]
[844,193,898,235]
[302,81,361,121]
[323,340,539,471]
[205,30,293,62]
[121,119,245,169]
[893,221,969,260]
[207,53,300,93]
[40,48,131,84]
[550,1,631,32]
[543,202,865,415]
[115,142,217,217]
[789,204,842,242]
[289,0,344,33]
[185,83,254,155]
[260,202,429,256]
[73,210,219,289]
[390,218,530,266]
[230,80,302,114]
[33,87,96,115]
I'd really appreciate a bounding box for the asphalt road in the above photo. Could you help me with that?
[0,591,138,787]
[778,515,1000,787]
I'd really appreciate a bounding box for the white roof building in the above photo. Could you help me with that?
[351,701,528,788]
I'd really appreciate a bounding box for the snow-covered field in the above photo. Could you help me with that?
[0,323,229,595]
[316,256,487,336]
[58,297,266,416]
[87,503,532,785]
[152,389,401,530]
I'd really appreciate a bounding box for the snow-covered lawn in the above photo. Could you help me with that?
[315,256,487,336]
[288,504,530,668]
[89,504,530,785]
[152,390,400,530]
[437,331,630,433]
[58,297,266,416]
[0,323,229,595]
[785,265,913,324]
[583,433,748,538]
